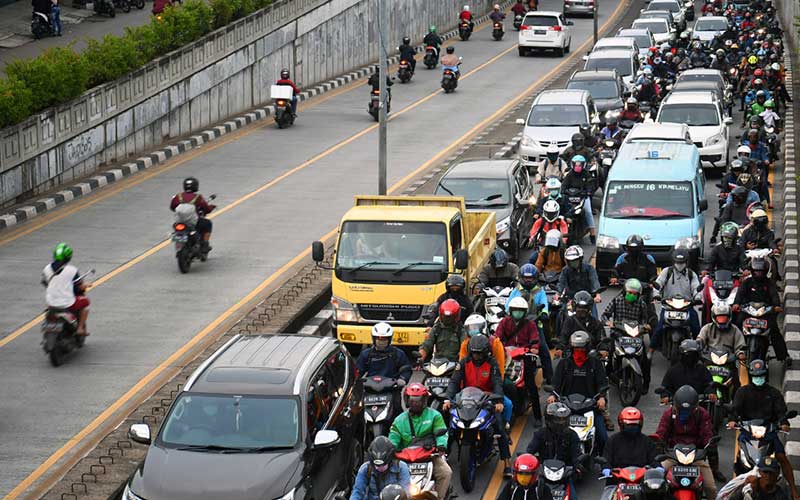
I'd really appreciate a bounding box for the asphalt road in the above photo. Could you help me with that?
[0,0,629,496]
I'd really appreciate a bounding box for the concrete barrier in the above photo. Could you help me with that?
[0,0,499,208]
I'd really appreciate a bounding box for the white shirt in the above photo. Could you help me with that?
[42,263,79,308]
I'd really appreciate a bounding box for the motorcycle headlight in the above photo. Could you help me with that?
[469,416,486,429]
[676,448,696,465]
[597,235,620,250]
[521,135,535,148]
[706,132,724,146]
[711,352,728,365]
[544,466,565,482]
[332,296,358,322]
[456,419,466,429]
[751,425,766,439]
[496,216,511,236]
[674,236,700,250]
[123,485,145,500]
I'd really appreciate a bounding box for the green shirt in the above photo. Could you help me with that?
[388,408,448,450]
[420,322,465,362]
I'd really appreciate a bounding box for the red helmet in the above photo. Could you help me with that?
[513,454,540,487]
[439,299,461,326]
[754,68,764,77]
[618,407,644,428]
[404,382,430,397]
[404,383,430,412]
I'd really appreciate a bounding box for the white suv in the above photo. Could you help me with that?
[516,90,597,167]
[518,11,573,57]
[656,91,732,169]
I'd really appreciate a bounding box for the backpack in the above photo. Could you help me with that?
[174,193,199,226]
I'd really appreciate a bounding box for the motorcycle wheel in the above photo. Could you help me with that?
[619,367,642,406]
[177,247,192,273]
[133,0,144,8]
[109,5,116,17]
[49,343,66,367]
[121,0,131,12]
[459,442,476,492]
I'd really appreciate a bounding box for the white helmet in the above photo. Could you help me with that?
[543,199,561,222]
[565,245,584,262]
[371,322,394,345]
[772,62,781,71]
[545,229,562,247]
[508,296,528,312]
[737,145,751,157]
[494,3,500,9]
[464,5,470,11]
[643,67,653,76]
[546,144,560,155]
[464,314,487,337]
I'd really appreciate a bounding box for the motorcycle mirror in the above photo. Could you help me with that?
[787,410,799,420]
[209,194,217,200]
[709,435,721,446]
[458,56,463,61]
[454,249,468,270]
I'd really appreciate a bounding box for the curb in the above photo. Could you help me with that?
[0,2,511,232]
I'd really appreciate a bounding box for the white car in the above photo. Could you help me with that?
[656,91,732,169]
[584,49,640,91]
[691,16,730,43]
[631,17,674,45]
[617,28,655,57]
[622,122,692,145]
[645,0,686,30]
[518,11,573,56]
[591,37,640,55]
[516,89,598,167]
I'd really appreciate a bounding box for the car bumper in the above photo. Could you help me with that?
[335,323,428,346]
[698,142,727,167]
[519,144,548,165]
[519,36,564,48]
[596,247,701,281]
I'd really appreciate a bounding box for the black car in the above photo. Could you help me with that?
[124,334,363,500]
[435,159,535,261]
[566,69,626,122]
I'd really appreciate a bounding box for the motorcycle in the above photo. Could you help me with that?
[395,429,452,500]
[659,294,697,364]
[513,14,523,30]
[424,46,439,69]
[113,0,131,13]
[563,187,589,246]
[661,436,721,500]
[30,11,54,38]
[539,271,561,342]
[701,269,739,324]
[458,20,472,41]
[271,84,295,129]
[504,346,540,419]
[606,321,646,406]
[597,138,618,174]
[547,386,605,469]
[172,194,215,274]
[398,59,413,83]
[441,64,461,93]
[597,465,648,500]
[368,89,390,121]
[703,347,739,432]
[422,356,457,418]
[41,269,95,367]
[539,459,578,500]
[482,285,513,333]
[132,0,145,8]
[449,387,498,492]
[94,0,116,17]
[492,21,504,41]
[740,302,773,364]
[765,125,780,162]
[732,413,797,476]
[363,375,403,443]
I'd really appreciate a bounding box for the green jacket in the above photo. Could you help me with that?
[388,408,448,450]
[420,322,465,362]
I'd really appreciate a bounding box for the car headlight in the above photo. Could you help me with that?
[597,235,620,250]
[674,236,700,250]
[706,132,724,146]
[521,135,535,148]
[496,216,511,236]
[123,485,145,500]
[332,296,358,322]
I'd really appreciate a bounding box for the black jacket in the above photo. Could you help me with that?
[423,32,442,48]
[735,277,781,307]
[661,362,713,397]
[368,73,393,91]
[559,315,605,351]
[730,384,789,426]
[603,431,659,469]
[704,244,747,273]
[398,44,416,62]
[497,482,553,500]
[526,428,582,465]
[551,356,607,399]
[740,226,778,250]
[428,291,474,326]
[614,253,657,284]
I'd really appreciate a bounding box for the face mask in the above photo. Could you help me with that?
[573,164,584,174]
[572,349,588,366]
[568,260,580,269]
[511,310,525,321]
[625,292,639,303]
[674,263,687,272]
[516,473,534,488]
[521,280,535,291]
[467,327,482,337]
[622,425,641,435]
[752,376,766,386]
[374,463,389,473]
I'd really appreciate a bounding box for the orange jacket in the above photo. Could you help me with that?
[536,248,566,273]
[459,335,506,371]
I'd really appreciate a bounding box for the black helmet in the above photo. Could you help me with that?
[368,436,395,470]
[468,334,491,365]
[183,177,199,193]
[491,249,509,269]
[380,485,407,500]
[579,124,592,138]
[625,234,644,255]
[446,274,466,292]
[679,339,701,365]
[280,68,290,80]
[673,385,699,412]
[446,46,455,54]
[672,250,688,265]
[545,402,570,433]
[574,290,593,316]
[402,36,411,45]
[571,132,584,147]
[730,159,745,173]
[748,359,768,377]
[732,186,748,203]
[751,257,768,278]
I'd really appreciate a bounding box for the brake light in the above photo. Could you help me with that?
[277,99,286,106]
[520,25,529,30]
[549,25,562,31]
[175,223,186,231]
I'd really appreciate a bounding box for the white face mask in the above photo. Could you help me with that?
[674,263,687,272]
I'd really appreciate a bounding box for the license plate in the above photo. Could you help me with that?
[745,318,768,329]
[672,465,699,477]
[409,463,429,473]
[620,484,642,494]
[42,322,61,332]
[173,234,188,242]
[569,415,587,426]
[365,394,390,404]
[394,332,409,343]
[426,377,450,387]
[534,29,546,35]
[666,311,688,320]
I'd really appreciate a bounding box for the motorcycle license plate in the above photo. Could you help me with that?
[666,311,688,320]
[173,234,188,243]
[42,322,61,333]
[569,415,588,427]
[409,463,429,473]
[620,484,642,495]
[426,377,450,388]
[747,318,768,329]
[534,29,546,35]
[364,394,391,404]
[672,465,699,477]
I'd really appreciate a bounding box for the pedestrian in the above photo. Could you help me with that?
[50,0,62,36]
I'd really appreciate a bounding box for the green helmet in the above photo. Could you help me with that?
[765,100,775,108]
[53,242,73,263]
[624,278,642,294]
[429,25,437,32]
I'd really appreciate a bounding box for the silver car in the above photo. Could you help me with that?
[563,0,594,16]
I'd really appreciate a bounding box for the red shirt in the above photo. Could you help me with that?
[530,218,568,241]
[169,192,215,216]
[495,316,542,349]
[460,11,473,21]
[655,406,713,449]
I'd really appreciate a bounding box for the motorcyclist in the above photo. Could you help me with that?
[350,436,411,500]
[560,155,597,244]
[719,186,757,232]
[440,46,461,79]
[398,37,416,74]
[599,116,623,143]
[536,145,569,183]
[558,291,606,357]
[611,235,658,297]
[496,296,553,426]
[602,407,659,470]
[42,243,89,336]
[534,178,570,218]
[497,454,553,500]
[654,385,717,500]
[705,221,748,274]
[419,299,466,362]
[534,230,567,273]
[740,207,778,251]
[636,69,660,104]
[388,383,451,500]
[727,360,800,500]
[275,68,300,115]
[444,335,512,476]
[659,340,713,403]
[651,250,702,350]
[511,0,527,17]
[169,177,216,255]
[529,200,568,249]
[525,403,583,496]
[738,456,793,500]
[357,322,412,382]
[619,97,644,122]
[547,331,609,455]
[556,245,602,313]
[602,278,652,393]
[760,99,782,130]
[747,91,769,124]
[368,65,394,92]
[507,263,549,321]
[734,258,789,365]
[561,133,594,163]
[423,26,443,62]
[478,249,520,289]
[459,4,474,32]
[689,42,709,67]
[490,4,506,23]
[697,303,747,360]
[429,274,474,327]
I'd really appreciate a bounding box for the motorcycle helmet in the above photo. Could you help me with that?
[624,278,643,303]
[754,68,764,77]
[402,36,410,45]
[570,330,590,349]
[53,242,73,263]
[491,248,509,270]
[627,96,638,108]
[673,385,699,423]
[464,314,487,337]
[403,383,430,415]
[730,159,745,175]
[508,296,529,322]
[625,234,644,257]
[765,99,775,109]
[545,177,562,199]
[371,322,394,350]
[748,358,768,382]
[468,334,491,365]
[446,46,455,54]
[750,207,769,227]
[716,49,725,59]
[543,199,561,223]
[463,4,470,11]
[748,55,759,65]
[565,245,584,269]
[429,25,437,33]
[720,222,739,248]
[544,229,562,248]
[493,3,500,9]
[546,144,560,163]
[750,257,768,279]
[183,176,199,193]
[571,154,587,174]
[280,68,290,80]
[732,186,749,205]
[380,485,407,500]
[642,468,669,498]
[368,436,396,473]
[545,402,570,433]
[574,291,593,319]
[672,249,689,272]
[439,299,461,326]
[513,454,540,488]
[618,406,644,434]
[571,132,585,148]
[737,173,754,191]
[446,274,466,294]
[520,263,539,291]
[679,339,702,366]
[753,78,764,87]
[712,303,732,331]
[756,91,767,104]
[771,62,781,71]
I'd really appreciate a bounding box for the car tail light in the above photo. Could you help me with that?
[520,25,529,30]
[549,25,562,31]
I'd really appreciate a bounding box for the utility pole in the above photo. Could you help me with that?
[593,0,598,46]
[377,0,388,195]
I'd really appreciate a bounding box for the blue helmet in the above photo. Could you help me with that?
[491,249,509,269]
[520,264,539,290]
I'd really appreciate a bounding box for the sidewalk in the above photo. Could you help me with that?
[0,0,154,73]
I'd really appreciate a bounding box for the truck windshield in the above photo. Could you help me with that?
[336,221,448,283]
[604,181,694,219]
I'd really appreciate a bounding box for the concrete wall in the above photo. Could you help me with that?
[0,0,498,207]
[776,0,798,56]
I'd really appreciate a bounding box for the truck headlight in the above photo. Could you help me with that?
[674,236,700,250]
[596,235,620,250]
[496,216,511,236]
[332,296,358,322]
[521,135,535,148]
[706,132,724,146]
[123,485,145,500]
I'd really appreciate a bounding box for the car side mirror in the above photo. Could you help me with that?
[515,118,525,125]
[582,55,589,61]
[454,249,468,270]
[788,410,799,420]
[312,241,325,262]
[129,423,152,445]
[566,21,574,26]
[724,117,733,125]
[699,199,709,212]
[313,429,341,449]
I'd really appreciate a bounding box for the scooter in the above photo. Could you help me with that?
[607,321,646,407]
[492,21,504,41]
[732,412,797,476]
[513,14,524,30]
[41,269,95,367]
[424,46,439,69]
[504,346,540,419]
[441,63,461,93]
[271,84,296,129]
[659,294,697,364]
[539,459,577,500]
[701,269,739,324]
[547,386,605,469]
[661,436,721,500]
[398,59,413,83]
[172,194,215,274]
[482,285,513,333]
[363,375,403,444]
[458,20,472,41]
[422,356,458,418]
[449,387,497,492]
[30,11,54,38]
[368,89,391,121]
[395,429,452,500]
[741,302,773,364]
[702,347,739,432]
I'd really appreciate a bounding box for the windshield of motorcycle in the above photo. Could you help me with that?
[436,177,510,208]
[566,79,620,100]
[528,104,589,127]
[659,103,720,126]
[604,181,694,219]
[336,221,447,284]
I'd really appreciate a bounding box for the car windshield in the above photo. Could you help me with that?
[633,20,667,34]
[160,394,299,451]
[567,79,619,99]
[694,18,728,31]
[585,57,633,77]
[678,74,724,86]
[642,12,671,22]
[649,1,679,12]
[436,178,510,207]
[523,15,558,27]
[604,181,694,218]
[619,33,652,49]
[659,103,719,126]
[528,104,587,126]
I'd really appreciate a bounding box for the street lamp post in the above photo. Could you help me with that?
[593,0,599,45]
[377,0,388,195]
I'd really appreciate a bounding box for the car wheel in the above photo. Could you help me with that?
[565,40,571,53]
[518,47,526,57]
[556,45,564,57]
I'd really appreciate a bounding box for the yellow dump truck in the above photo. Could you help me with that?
[312,195,496,350]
